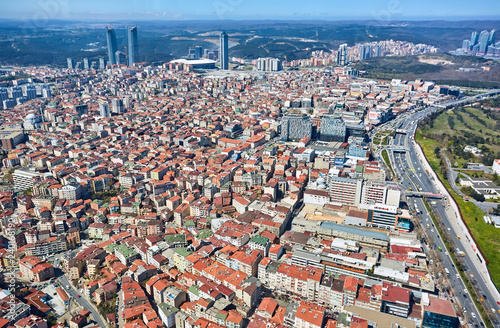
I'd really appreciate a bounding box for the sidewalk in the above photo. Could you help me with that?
[414,141,500,302]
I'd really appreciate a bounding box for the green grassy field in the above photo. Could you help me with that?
[416,130,500,292]
[419,106,500,168]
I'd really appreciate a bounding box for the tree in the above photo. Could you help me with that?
[470,189,485,202]
[492,204,500,216]
[434,147,441,157]
[492,173,500,186]
[448,116,455,130]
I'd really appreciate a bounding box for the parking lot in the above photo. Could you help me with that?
[41,282,67,315]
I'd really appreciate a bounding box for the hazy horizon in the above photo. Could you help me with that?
[1,0,499,22]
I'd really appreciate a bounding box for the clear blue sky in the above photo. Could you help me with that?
[1,0,499,21]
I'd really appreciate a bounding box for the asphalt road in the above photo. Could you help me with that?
[381,92,500,327]
[58,274,108,328]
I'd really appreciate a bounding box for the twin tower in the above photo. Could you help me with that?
[106,26,139,67]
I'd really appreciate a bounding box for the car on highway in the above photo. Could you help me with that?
[471,313,476,318]
[77,295,81,298]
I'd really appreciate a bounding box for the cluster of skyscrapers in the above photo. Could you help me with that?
[107,26,139,66]
[67,26,139,70]
[337,43,383,66]
[183,31,229,71]
[67,29,230,71]
[0,84,50,109]
[359,44,381,60]
[460,29,499,58]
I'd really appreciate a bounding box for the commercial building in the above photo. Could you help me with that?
[329,177,362,206]
[106,27,118,65]
[360,180,401,207]
[169,59,216,70]
[128,26,139,66]
[280,115,312,141]
[0,128,25,150]
[381,282,411,318]
[320,116,346,142]
[366,204,411,231]
[220,31,229,70]
[421,294,459,328]
[188,46,203,60]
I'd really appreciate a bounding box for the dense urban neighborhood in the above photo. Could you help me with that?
[0,45,498,328]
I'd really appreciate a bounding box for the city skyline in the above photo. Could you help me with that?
[1,0,500,21]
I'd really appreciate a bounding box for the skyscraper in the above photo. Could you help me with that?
[67,57,75,70]
[99,58,106,70]
[99,103,110,118]
[219,32,229,70]
[359,44,372,60]
[488,29,496,45]
[128,26,139,66]
[478,30,490,53]
[0,87,8,109]
[337,44,348,66]
[106,27,118,65]
[24,84,37,101]
[112,99,124,114]
[83,58,90,70]
[462,40,470,51]
[470,31,479,46]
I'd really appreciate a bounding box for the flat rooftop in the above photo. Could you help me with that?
[320,222,389,241]
[170,58,216,65]
[345,306,416,328]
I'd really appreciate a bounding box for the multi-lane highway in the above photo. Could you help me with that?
[378,91,500,327]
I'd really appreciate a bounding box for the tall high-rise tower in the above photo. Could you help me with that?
[488,29,496,45]
[337,44,348,66]
[106,27,118,65]
[67,58,75,70]
[470,31,479,46]
[220,31,229,70]
[478,30,490,53]
[128,26,139,66]
[99,102,110,118]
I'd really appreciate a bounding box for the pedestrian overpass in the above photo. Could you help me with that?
[405,192,445,199]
